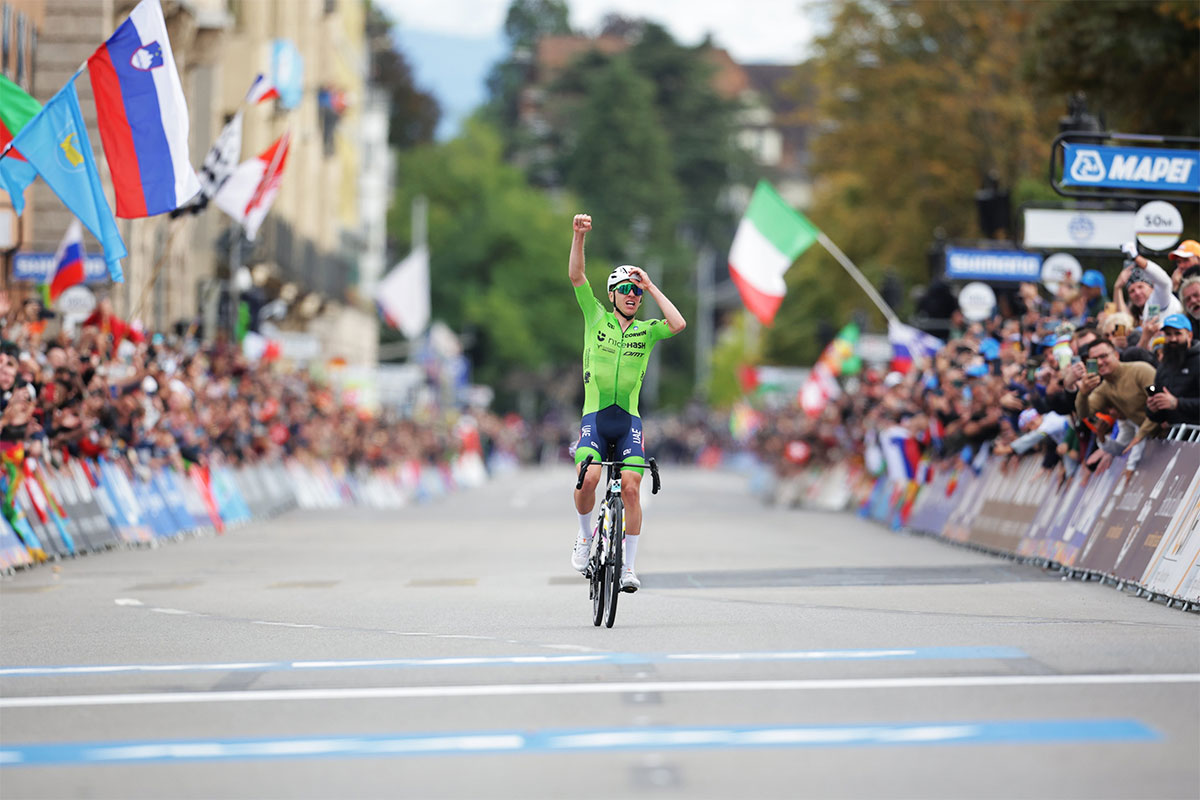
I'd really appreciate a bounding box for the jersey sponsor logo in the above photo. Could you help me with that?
[597,330,607,343]
[623,349,643,357]
[627,330,647,337]
[580,424,592,438]
[583,370,591,384]
[625,340,646,350]
[623,448,632,456]
[631,427,642,445]
[606,322,616,330]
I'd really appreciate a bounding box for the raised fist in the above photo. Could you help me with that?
[573,214,592,233]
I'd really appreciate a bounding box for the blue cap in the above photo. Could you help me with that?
[1080,270,1106,290]
[980,338,1000,360]
[1161,313,1193,333]
[965,363,988,378]
[1038,334,1057,349]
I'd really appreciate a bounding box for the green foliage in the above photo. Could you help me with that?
[708,311,761,409]
[389,120,581,404]
[763,0,1059,364]
[561,55,681,261]
[1024,0,1200,137]
[365,2,439,148]
[502,0,572,49]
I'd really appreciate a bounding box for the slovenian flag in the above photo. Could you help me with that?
[86,0,200,218]
[214,131,291,242]
[728,180,820,326]
[47,219,86,303]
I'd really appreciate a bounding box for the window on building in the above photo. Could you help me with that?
[15,12,24,89]
[2,5,10,79]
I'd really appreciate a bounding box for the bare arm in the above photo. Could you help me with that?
[568,214,591,288]
[627,266,686,335]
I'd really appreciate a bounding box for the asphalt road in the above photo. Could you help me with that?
[1,465,1198,799]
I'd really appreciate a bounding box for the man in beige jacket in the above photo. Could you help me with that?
[1075,337,1159,473]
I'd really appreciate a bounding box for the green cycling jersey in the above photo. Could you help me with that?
[575,282,675,417]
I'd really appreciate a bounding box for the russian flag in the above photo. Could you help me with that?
[86,0,200,218]
[888,319,944,373]
[49,219,86,303]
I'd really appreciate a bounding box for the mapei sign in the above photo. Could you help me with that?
[944,247,1042,282]
[1062,144,1199,193]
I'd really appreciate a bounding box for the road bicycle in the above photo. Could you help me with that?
[575,450,660,628]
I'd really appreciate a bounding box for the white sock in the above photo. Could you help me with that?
[578,511,593,540]
[624,535,639,570]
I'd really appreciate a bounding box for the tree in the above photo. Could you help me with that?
[764,0,1058,364]
[366,3,440,149]
[388,120,583,410]
[502,0,571,50]
[559,55,681,261]
[1024,0,1200,137]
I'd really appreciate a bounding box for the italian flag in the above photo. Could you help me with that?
[728,180,820,326]
[0,74,41,213]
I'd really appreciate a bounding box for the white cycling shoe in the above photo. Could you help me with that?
[620,567,640,593]
[571,534,591,574]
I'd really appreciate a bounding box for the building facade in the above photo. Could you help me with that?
[20,0,381,364]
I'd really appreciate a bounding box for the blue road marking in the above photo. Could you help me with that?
[0,720,1159,766]
[0,647,1027,677]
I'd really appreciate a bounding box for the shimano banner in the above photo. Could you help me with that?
[944,247,1042,282]
[1062,144,1200,193]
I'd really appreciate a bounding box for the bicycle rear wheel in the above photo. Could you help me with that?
[603,498,623,628]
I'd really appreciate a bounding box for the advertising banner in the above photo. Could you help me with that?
[1062,455,1128,568]
[0,515,34,570]
[945,248,1043,282]
[1020,468,1087,563]
[906,468,972,536]
[1022,208,1137,251]
[1076,444,1200,580]
[11,252,111,283]
[1062,143,1200,193]
[1140,447,1200,601]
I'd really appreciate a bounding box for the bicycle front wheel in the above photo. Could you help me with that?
[604,497,623,628]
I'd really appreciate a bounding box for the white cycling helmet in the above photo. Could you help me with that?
[607,265,639,292]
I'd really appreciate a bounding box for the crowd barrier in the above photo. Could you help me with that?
[0,452,488,574]
[782,437,1200,612]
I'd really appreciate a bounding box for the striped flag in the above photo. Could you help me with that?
[244,74,279,106]
[86,0,201,217]
[728,180,819,326]
[47,219,86,303]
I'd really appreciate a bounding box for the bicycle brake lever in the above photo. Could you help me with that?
[649,457,661,495]
[576,455,594,489]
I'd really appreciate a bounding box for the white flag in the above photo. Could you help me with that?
[214,131,290,241]
[376,246,430,340]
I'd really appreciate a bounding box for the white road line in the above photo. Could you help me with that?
[2,673,1196,709]
[113,598,144,606]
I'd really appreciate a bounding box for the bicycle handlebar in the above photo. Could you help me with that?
[575,455,662,494]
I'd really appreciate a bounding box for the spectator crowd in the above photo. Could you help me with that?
[753,240,1200,489]
[0,288,482,537]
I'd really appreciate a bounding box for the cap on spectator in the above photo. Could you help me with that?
[1080,270,1106,290]
[883,371,904,388]
[1161,313,1193,332]
[980,337,1000,360]
[1168,240,1200,261]
[1038,334,1057,349]
[1127,267,1152,288]
[1018,408,1039,430]
[965,363,988,378]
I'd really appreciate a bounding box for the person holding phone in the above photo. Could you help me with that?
[1075,338,1160,472]
[1115,241,1183,326]
[1146,314,1199,427]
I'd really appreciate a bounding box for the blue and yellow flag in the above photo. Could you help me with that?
[0,77,126,281]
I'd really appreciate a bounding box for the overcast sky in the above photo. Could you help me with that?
[380,0,815,139]
[381,0,814,64]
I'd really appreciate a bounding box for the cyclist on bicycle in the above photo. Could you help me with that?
[568,213,686,591]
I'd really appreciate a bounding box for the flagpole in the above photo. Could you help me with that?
[129,220,183,324]
[816,231,899,326]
